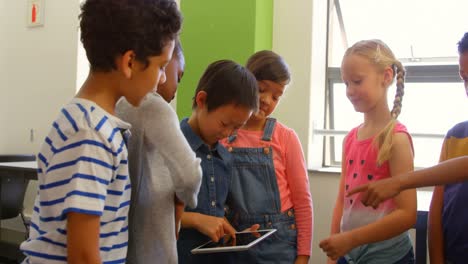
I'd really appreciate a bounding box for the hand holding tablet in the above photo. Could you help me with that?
[191,229,277,254]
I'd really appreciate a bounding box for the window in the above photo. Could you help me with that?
[310,0,468,169]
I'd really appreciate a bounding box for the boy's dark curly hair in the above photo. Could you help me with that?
[458,32,468,54]
[79,0,181,72]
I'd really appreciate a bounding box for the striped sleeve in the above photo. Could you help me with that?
[39,128,115,219]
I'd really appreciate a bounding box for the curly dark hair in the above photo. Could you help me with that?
[458,32,468,54]
[192,60,259,112]
[79,0,181,72]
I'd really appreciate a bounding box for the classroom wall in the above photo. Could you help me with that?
[271,0,314,156]
[0,0,80,154]
[271,1,338,262]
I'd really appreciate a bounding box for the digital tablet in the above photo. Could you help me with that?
[191,229,277,254]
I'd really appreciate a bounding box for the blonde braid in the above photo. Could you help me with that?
[376,60,406,165]
[346,40,406,165]
[390,61,405,119]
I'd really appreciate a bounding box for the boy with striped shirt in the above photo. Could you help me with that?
[20,0,181,263]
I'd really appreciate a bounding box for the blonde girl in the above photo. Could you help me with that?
[320,39,417,264]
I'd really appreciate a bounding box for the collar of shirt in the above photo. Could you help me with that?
[180,118,230,161]
[72,97,132,130]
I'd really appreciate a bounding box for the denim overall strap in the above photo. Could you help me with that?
[261,118,276,141]
[228,118,276,143]
[227,131,237,143]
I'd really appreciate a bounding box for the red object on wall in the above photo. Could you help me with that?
[32,4,37,23]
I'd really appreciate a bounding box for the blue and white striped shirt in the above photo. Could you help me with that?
[20,98,132,264]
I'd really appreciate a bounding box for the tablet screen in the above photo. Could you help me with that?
[191,229,276,254]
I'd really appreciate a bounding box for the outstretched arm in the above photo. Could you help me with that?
[348,156,468,207]
[396,155,468,187]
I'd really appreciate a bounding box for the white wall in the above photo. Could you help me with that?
[271,0,313,158]
[0,0,80,233]
[271,1,336,262]
[308,172,341,263]
[0,2,7,150]
[0,0,80,154]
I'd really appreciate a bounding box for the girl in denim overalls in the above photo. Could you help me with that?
[222,50,314,264]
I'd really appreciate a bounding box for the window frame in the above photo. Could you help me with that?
[318,65,461,167]
[311,0,463,169]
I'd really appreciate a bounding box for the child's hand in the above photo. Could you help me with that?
[239,223,261,239]
[174,196,184,240]
[294,255,309,264]
[347,177,402,209]
[241,223,260,232]
[319,233,355,261]
[196,215,236,242]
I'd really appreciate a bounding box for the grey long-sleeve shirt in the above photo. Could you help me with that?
[116,93,202,264]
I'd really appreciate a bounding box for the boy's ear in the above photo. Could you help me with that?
[194,91,208,109]
[116,50,136,79]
